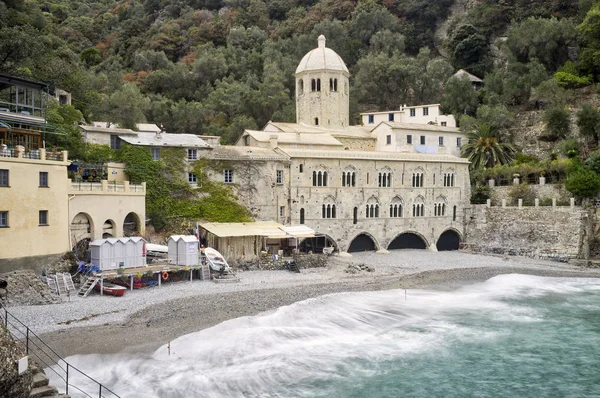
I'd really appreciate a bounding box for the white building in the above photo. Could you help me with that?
[361,104,457,128]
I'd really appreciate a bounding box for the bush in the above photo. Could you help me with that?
[471,185,490,204]
[560,138,579,158]
[508,183,535,206]
[565,168,600,198]
[554,71,592,88]
[542,106,570,141]
[515,153,539,164]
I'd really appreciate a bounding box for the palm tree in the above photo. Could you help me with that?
[461,123,517,169]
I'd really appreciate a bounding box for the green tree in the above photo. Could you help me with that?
[576,103,600,145]
[103,84,150,130]
[542,106,571,141]
[461,124,517,169]
[565,167,600,199]
[442,75,479,119]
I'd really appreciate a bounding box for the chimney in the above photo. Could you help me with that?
[269,135,278,149]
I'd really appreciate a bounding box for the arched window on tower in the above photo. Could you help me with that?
[334,78,338,92]
[315,117,319,126]
[329,78,333,91]
[317,79,321,92]
[311,79,316,92]
[299,79,303,94]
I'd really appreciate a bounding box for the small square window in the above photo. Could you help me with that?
[388,113,394,122]
[39,171,48,187]
[423,107,429,116]
[276,170,283,184]
[152,148,160,160]
[0,169,9,187]
[407,135,412,145]
[439,136,444,146]
[39,210,48,226]
[188,173,197,184]
[299,164,303,173]
[0,211,8,227]
[457,137,462,147]
[368,115,374,124]
[224,169,233,184]
[420,136,426,145]
[409,108,415,117]
[280,206,285,217]
[441,121,447,127]
[187,149,197,160]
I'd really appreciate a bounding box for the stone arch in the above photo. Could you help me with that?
[436,229,462,251]
[102,219,116,238]
[123,212,141,236]
[388,231,429,250]
[299,234,338,253]
[71,212,94,244]
[347,232,379,253]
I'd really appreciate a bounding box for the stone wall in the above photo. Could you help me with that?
[0,324,31,398]
[463,205,591,260]
[489,183,572,206]
[0,270,62,306]
[235,253,328,271]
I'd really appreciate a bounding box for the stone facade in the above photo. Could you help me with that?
[489,182,572,205]
[463,204,590,260]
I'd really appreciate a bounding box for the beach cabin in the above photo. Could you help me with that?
[167,235,199,266]
[90,237,147,271]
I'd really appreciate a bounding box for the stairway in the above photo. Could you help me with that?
[29,362,69,398]
[77,276,99,298]
[199,262,211,281]
[286,260,301,273]
[46,273,75,297]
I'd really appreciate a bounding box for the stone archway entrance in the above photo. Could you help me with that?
[436,230,461,251]
[299,235,337,254]
[388,233,427,250]
[348,233,377,253]
[123,212,141,236]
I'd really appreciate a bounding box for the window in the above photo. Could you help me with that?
[444,172,455,187]
[420,136,426,145]
[299,164,303,173]
[342,170,356,187]
[300,208,305,224]
[441,121,447,127]
[353,207,358,224]
[386,135,392,145]
[110,135,121,150]
[315,117,319,126]
[410,108,416,117]
[453,205,457,221]
[188,173,197,184]
[0,211,7,227]
[311,79,316,91]
[457,137,462,147]
[299,79,303,94]
[388,113,394,122]
[330,78,338,92]
[412,203,425,217]
[39,210,48,226]
[407,135,412,145]
[312,170,328,187]
[423,107,429,116]
[439,136,444,146]
[412,172,424,187]
[378,172,392,187]
[187,149,197,160]
[322,198,336,219]
[224,169,233,184]
[317,79,321,92]
[434,203,446,216]
[389,197,403,218]
[152,148,160,160]
[280,206,285,217]
[276,170,283,184]
[0,169,9,187]
[368,115,374,124]
[39,171,48,187]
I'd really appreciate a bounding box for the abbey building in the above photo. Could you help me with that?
[203,36,471,254]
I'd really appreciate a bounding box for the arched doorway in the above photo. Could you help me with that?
[102,219,115,238]
[388,233,427,250]
[123,212,140,236]
[347,233,377,253]
[436,230,461,251]
[299,235,337,254]
[71,212,94,243]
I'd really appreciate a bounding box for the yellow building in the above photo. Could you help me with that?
[0,149,70,270]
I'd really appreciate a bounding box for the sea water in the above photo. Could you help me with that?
[51,274,600,398]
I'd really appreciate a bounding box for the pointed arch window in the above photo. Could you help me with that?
[365,197,380,218]
[353,207,358,224]
[378,170,392,187]
[412,171,424,187]
[389,197,404,218]
[444,171,455,187]
[342,168,356,187]
[322,197,337,219]
[312,168,328,187]
[412,197,425,217]
[434,196,447,217]
[299,79,304,94]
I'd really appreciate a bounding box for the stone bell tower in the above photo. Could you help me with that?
[295,35,350,129]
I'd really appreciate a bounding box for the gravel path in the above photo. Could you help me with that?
[7,250,600,357]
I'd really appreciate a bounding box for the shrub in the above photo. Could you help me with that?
[565,168,600,198]
[560,138,579,158]
[542,106,570,141]
[554,71,592,88]
[471,185,491,204]
[508,183,535,206]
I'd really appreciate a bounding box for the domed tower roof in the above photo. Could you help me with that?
[295,35,349,74]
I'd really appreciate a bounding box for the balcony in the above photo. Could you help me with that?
[0,147,67,162]
[69,179,146,195]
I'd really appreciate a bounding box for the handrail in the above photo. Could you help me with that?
[0,303,120,398]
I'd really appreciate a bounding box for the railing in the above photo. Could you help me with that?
[21,150,40,159]
[0,303,120,398]
[69,180,145,194]
[0,149,15,158]
[71,181,105,192]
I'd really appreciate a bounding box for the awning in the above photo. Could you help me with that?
[281,225,316,238]
[200,221,316,239]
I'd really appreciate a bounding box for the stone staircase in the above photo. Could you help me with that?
[29,361,69,398]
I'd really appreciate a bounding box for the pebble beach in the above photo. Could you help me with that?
[7,250,600,358]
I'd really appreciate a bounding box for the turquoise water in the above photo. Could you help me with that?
[55,274,600,397]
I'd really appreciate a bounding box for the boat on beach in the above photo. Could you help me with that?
[203,247,231,274]
[94,282,126,297]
